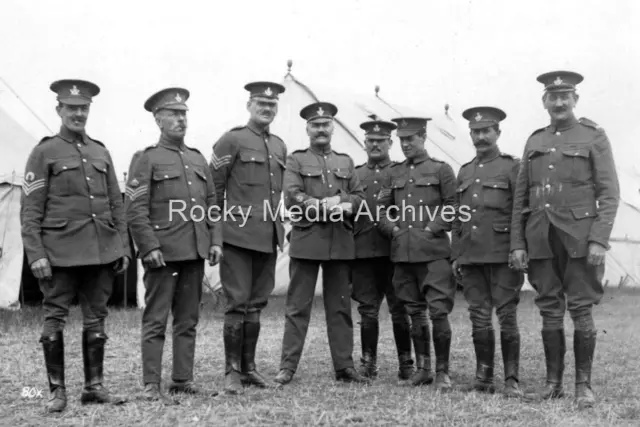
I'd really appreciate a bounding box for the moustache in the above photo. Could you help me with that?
[553,108,566,113]
[316,133,329,137]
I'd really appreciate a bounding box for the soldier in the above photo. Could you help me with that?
[20,79,130,412]
[451,107,524,397]
[510,71,620,409]
[273,102,369,385]
[377,117,457,390]
[209,81,287,394]
[126,87,223,403]
[352,119,413,380]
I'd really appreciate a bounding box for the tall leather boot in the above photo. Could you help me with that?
[392,322,414,380]
[224,320,244,395]
[40,331,67,413]
[81,331,126,404]
[574,330,597,409]
[241,320,270,388]
[359,320,379,378]
[501,330,523,398]
[524,329,565,401]
[409,324,433,386]
[463,329,495,393]
[433,323,452,391]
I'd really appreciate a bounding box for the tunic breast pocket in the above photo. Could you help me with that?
[300,165,324,197]
[559,147,591,182]
[271,154,286,192]
[332,168,352,191]
[90,159,109,194]
[193,167,208,199]
[237,151,266,185]
[151,168,182,200]
[49,158,82,196]
[527,148,549,183]
[391,178,407,200]
[482,179,510,210]
[414,175,441,205]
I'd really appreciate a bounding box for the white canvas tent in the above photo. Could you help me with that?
[2,65,640,310]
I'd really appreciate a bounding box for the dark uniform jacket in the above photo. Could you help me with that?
[377,151,457,263]
[20,126,130,267]
[451,149,520,265]
[283,144,365,260]
[210,122,287,253]
[125,136,222,262]
[510,117,620,259]
[353,157,394,258]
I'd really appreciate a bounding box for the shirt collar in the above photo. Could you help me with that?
[158,134,186,151]
[58,125,90,144]
[550,115,579,133]
[367,156,391,169]
[408,150,428,165]
[247,120,270,137]
[309,143,332,155]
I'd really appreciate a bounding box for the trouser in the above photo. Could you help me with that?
[351,257,409,324]
[392,259,456,374]
[220,243,277,319]
[459,262,524,383]
[39,264,116,336]
[141,259,204,384]
[279,258,354,372]
[459,262,523,333]
[528,225,604,331]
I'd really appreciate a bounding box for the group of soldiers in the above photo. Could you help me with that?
[20,69,619,414]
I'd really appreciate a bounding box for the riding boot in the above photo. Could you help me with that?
[433,323,452,391]
[501,330,523,398]
[392,321,414,380]
[524,329,565,401]
[241,320,271,388]
[359,320,379,378]
[224,320,244,395]
[574,330,597,409]
[40,331,67,413]
[409,324,433,386]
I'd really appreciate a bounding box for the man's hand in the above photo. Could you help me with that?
[451,259,462,281]
[114,256,130,275]
[510,249,528,272]
[321,195,341,211]
[31,258,52,280]
[143,249,166,269]
[587,242,606,266]
[332,202,353,216]
[392,226,401,237]
[209,245,223,266]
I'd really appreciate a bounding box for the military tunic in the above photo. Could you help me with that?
[210,122,287,317]
[451,150,524,331]
[377,151,457,321]
[510,117,620,320]
[279,145,365,373]
[352,158,408,325]
[126,136,222,384]
[20,126,130,336]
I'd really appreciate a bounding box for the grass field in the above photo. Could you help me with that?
[1,287,640,426]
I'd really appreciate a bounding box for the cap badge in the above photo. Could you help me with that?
[175,93,182,102]
[70,85,80,96]
[25,172,35,182]
[373,124,381,132]
[264,87,273,96]
[401,120,408,127]
[554,76,563,85]
[475,112,483,122]
[317,107,325,116]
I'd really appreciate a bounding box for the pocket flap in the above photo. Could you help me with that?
[91,159,108,174]
[41,218,68,229]
[300,166,323,177]
[152,169,181,181]
[151,221,172,230]
[415,176,440,186]
[482,180,509,190]
[275,155,286,169]
[571,206,597,219]
[492,221,511,233]
[239,151,266,163]
[194,168,207,181]
[333,169,351,179]
[527,148,548,159]
[392,178,406,189]
[562,148,590,158]
[51,159,81,175]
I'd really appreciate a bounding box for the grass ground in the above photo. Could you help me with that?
[1,287,640,426]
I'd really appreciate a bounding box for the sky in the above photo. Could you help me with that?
[1,0,639,180]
